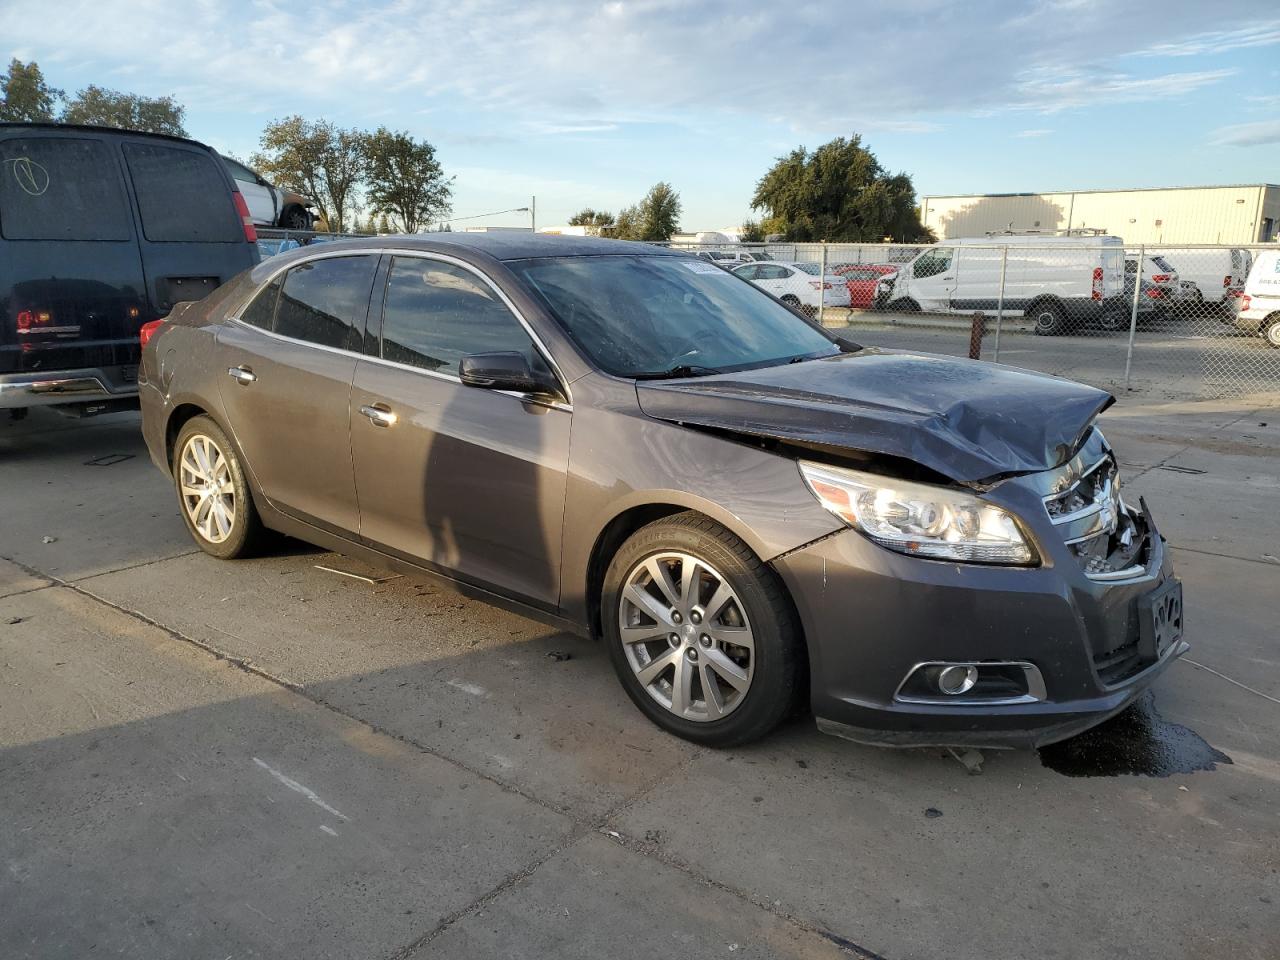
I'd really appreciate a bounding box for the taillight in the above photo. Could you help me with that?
[1151,273,1171,283]
[15,309,52,333]
[1091,266,1103,301]
[232,192,258,243]
[139,319,165,347]
[1145,287,1164,299]
[1223,275,1232,288]
[1239,295,1251,311]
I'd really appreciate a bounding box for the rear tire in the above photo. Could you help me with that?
[173,416,265,559]
[602,512,802,747]
[1098,308,1126,332]
[1031,301,1068,336]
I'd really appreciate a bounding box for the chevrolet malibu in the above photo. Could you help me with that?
[139,234,1186,748]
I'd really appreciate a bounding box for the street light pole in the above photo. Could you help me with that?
[531,196,536,233]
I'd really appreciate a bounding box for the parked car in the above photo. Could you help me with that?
[740,250,774,262]
[832,263,898,309]
[1155,247,1253,307]
[880,235,1127,335]
[1,123,260,418]
[139,233,1185,749]
[1233,247,1280,348]
[221,155,318,230]
[692,250,750,268]
[731,261,851,314]
[1126,254,1179,299]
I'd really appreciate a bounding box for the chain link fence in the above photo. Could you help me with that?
[659,238,1280,404]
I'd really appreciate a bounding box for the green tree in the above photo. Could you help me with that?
[612,204,640,241]
[253,117,365,233]
[363,127,452,234]
[568,207,615,234]
[61,84,186,136]
[739,219,765,243]
[750,135,930,242]
[636,182,681,241]
[0,59,62,122]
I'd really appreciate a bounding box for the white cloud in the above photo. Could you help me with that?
[1011,67,1236,112]
[1136,21,1280,57]
[0,0,1268,133]
[1209,119,1280,147]
[1015,128,1053,138]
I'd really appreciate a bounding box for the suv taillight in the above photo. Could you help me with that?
[1091,266,1103,301]
[1151,273,1171,283]
[232,192,258,243]
[1239,294,1251,311]
[139,319,165,347]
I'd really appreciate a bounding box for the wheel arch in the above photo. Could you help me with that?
[165,402,215,470]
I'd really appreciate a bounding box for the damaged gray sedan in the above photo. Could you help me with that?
[138,234,1186,748]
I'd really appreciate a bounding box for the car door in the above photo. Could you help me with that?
[223,157,277,226]
[216,253,378,535]
[908,247,956,311]
[349,253,571,610]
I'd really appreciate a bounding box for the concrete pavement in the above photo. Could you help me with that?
[2,401,1278,959]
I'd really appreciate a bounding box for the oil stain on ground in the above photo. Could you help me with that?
[1039,692,1231,777]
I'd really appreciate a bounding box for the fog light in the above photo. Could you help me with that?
[936,665,978,695]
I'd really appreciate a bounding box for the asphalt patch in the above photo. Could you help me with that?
[1038,692,1231,778]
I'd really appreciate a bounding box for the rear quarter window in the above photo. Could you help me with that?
[0,136,132,241]
[122,142,242,243]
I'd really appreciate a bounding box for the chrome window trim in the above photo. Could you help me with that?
[227,245,572,410]
[892,660,1047,707]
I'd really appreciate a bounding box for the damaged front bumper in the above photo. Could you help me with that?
[772,441,1186,749]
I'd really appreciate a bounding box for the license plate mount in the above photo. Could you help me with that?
[1138,578,1183,661]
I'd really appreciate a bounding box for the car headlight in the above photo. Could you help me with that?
[798,462,1037,565]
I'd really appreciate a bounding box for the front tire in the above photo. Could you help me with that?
[1264,315,1280,349]
[279,205,313,230]
[173,416,265,559]
[602,513,802,747]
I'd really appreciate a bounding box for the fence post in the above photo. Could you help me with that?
[1123,243,1144,391]
[819,242,828,326]
[992,246,1008,363]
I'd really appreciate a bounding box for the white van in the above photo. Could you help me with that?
[1150,247,1253,306]
[881,235,1127,335]
[1233,248,1280,348]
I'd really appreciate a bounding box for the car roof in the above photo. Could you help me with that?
[0,121,220,153]
[265,232,687,263]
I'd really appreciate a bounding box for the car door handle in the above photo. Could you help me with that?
[227,365,257,384]
[359,403,397,428]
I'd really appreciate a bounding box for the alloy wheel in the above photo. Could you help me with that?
[617,552,755,722]
[179,434,236,544]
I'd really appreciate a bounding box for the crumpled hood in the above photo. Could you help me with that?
[635,348,1114,484]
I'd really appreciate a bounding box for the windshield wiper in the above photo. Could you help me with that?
[630,364,721,380]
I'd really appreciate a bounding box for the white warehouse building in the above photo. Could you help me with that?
[920,184,1280,245]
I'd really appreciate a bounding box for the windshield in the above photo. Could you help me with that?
[507,255,840,377]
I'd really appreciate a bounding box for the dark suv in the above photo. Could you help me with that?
[1,123,259,418]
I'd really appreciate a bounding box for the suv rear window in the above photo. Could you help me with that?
[122,142,242,243]
[0,137,132,241]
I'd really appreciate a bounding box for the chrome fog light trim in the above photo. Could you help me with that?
[894,661,1047,706]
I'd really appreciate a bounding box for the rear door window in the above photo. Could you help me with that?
[240,275,283,329]
[275,256,378,350]
[0,136,132,241]
[378,257,534,375]
[122,142,242,243]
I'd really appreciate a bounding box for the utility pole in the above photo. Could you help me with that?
[531,196,536,233]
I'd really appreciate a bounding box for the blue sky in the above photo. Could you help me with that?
[4,0,1278,230]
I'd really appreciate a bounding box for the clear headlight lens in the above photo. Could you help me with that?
[798,462,1037,565]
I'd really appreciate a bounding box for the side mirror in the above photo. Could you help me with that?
[459,351,560,397]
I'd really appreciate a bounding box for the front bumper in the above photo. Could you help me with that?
[773,507,1183,749]
[0,366,139,409]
